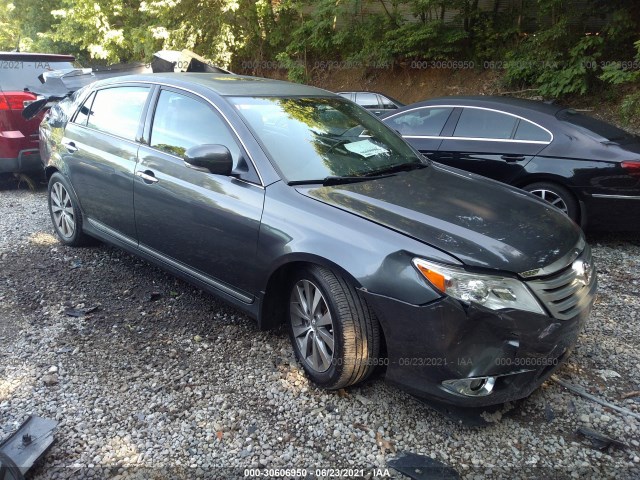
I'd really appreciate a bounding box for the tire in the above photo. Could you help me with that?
[287,265,381,390]
[47,172,91,246]
[523,182,579,222]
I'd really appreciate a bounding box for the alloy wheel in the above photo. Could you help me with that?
[50,182,76,238]
[289,279,335,373]
[528,188,569,215]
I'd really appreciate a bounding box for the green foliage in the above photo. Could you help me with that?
[1,0,639,104]
[620,91,640,125]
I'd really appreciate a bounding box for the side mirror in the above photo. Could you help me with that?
[183,144,233,175]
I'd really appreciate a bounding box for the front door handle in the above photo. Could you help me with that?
[136,170,159,184]
[501,155,526,162]
[61,140,78,153]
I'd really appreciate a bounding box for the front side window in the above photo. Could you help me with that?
[231,96,422,182]
[454,108,517,139]
[150,90,241,161]
[86,86,149,141]
[386,107,453,136]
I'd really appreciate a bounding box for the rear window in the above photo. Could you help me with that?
[0,61,78,91]
[557,109,633,142]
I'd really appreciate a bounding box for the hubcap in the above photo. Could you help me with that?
[529,189,568,215]
[50,182,76,238]
[289,279,334,373]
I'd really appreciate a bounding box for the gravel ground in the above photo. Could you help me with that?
[1,180,639,480]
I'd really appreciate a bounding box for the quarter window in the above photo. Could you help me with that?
[86,86,149,141]
[73,92,95,126]
[454,108,517,139]
[150,90,241,161]
[514,119,552,142]
[387,107,453,136]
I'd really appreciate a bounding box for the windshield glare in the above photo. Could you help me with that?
[230,96,421,182]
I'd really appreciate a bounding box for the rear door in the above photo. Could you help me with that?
[134,87,265,299]
[62,84,151,239]
[436,107,551,183]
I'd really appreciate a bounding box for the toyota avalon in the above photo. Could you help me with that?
[39,73,596,406]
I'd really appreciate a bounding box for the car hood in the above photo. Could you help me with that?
[297,163,583,274]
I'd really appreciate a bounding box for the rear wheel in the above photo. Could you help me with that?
[523,182,579,222]
[48,172,91,246]
[287,265,380,390]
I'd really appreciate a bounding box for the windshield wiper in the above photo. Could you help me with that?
[288,173,394,186]
[363,161,428,177]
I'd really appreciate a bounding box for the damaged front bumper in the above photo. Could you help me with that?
[363,284,594,407]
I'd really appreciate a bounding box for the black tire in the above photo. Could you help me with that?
[287,265,381,390]
[523,181,580,222]
[47,172,91,246]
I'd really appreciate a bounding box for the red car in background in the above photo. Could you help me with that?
[1,52,77,178]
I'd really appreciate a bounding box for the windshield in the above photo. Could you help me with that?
[230,96,422,183]
[557,108,636,143]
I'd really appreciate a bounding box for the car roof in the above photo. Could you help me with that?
[0,52,76,62]
[406,96,565,116]
[95,72,334,97]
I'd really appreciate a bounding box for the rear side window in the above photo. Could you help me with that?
[514,119,552,142]
[86,86,149,141]
[454,108,517,139]
[355,93,380,109]
[150,89,241,161]
[381,96,398,109]
[387,107,453,136]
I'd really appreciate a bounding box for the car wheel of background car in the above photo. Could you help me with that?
[524,182,579,222]
[287,265,381,390]
[47,172,91,247]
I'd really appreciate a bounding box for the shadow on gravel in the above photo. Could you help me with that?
[0,174,46,192]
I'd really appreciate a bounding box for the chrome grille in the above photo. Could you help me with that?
[526,245,597,320]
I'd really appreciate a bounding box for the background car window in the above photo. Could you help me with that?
[388,107,453,136]
[150,90,241,161]
[454,108,517,139]
[355,93,380,109]
[72,92,95,126]
[514,119,552,142]
[86,87,149,141]
[381,96,398,109]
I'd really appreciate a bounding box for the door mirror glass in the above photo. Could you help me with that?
[184,144,233,175]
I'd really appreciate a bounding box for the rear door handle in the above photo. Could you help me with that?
[61,140,77,153]
[136,170,159,184]
[501,155,526,162]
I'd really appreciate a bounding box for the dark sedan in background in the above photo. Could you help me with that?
[382,96,640,230]
[40,73,595,407]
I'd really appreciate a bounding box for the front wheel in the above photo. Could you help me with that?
[523,182,579,222]
[287,265,381,390]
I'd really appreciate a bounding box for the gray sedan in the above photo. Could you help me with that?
[39,73,596,407]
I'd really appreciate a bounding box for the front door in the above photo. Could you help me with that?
[134,88,265,299]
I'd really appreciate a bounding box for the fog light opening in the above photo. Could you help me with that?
[442,376,497,397]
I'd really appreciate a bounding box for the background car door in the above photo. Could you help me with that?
[384,107,454,156]
[134,88,265,299]
[62,85,151,239]
[436,107,550,183]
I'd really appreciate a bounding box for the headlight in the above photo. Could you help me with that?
[413,258,545,315]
